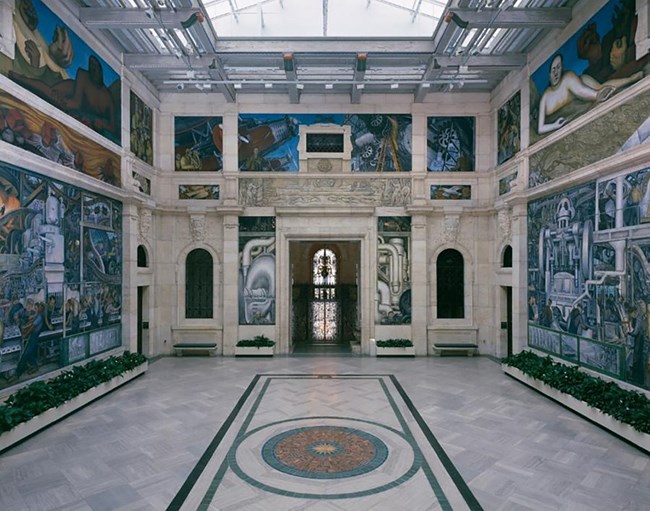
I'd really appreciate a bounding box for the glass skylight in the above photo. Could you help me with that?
[203,0,449,38]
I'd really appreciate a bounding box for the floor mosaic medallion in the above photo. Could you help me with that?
[167,374,483,511]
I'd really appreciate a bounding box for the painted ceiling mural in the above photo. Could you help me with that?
[0,0,122,146]
[0,160,122,391]
[530,0,649,145]
[237,114,412,172]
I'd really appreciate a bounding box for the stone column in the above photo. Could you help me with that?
[409,210,428,355]
[511,199,528,354]
[122,203,140,352]
[221,214,240,355]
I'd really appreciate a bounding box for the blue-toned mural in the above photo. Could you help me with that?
[528,171,650,389]
[530,0,648,144]
[239,217,275,325]
[426,117,475,172]
[376,217,411,325]
[0,161,122,390]
[497,92,520,165]
[0,0,122,145]
[430,184,471,200]
[175,116,223,171]
[238,114,412,172]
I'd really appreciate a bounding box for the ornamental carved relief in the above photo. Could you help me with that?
[442,214,460,243]
[139,208,152,242]
[190,214,206,242]
[497,208,511,241]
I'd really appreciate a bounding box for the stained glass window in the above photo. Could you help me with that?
[311,248,339,342]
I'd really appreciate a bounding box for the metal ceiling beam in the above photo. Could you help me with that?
[209,38,441,53]
[124,52,525,70]
[283,53,300,104]
[351,53,367,104]
[446,8,571,29]
[78,7,200,29]
[207,57,237,103]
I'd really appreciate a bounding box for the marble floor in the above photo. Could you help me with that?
[0,355,648,511]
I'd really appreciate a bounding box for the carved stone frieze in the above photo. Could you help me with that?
[239,178,411,207]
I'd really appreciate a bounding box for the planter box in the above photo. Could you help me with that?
[502,364,649,452]
[235,346,274,357]
[376,346,415,357]
[0,361,148,453]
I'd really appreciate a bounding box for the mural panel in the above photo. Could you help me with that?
[132,171,151,195]
[499,172,518,196]
[430,184,471,200]
[529,88,650,187]
[0,88,121,186]
[376,217,411,325]
[174,116,223,171]
[179,184,220,200]
[497,91,520,165]
[528,174,650,388]
[530,0,649,145]
[0,0,121,145]
[0,161,122,390]
[130,92,153,166]
[426,117,475,172]
[237,114,412,172]
[239,217,275,325]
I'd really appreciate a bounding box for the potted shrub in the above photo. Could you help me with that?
[375,338,415,357]
[0,351,147,453]
[235,335,275,357]
[502,351,649,451]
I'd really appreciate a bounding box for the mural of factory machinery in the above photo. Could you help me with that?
[236,114,412,172]
[0,161,122,390]
[376,217,411,325]
[239,217,275,325]
[528,170,650,389]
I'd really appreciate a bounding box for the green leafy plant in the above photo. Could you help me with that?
[503,351,650,434]
[236,335,275,348]
[376,338,413,348]
[0,352,146,433]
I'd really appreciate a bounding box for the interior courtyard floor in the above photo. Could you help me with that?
[0,355,648,511]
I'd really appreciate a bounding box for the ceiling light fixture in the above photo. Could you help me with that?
[390,83,399,89]
[233,83,242,89]
[325,84,334,89]
[264,83,273,88]
[356,84,365,89]
[296,83,304,90]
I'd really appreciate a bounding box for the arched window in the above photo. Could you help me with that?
[502,245,512,268]
[137,245,148,267]
[437,249,464,318]
[186,249,213,318]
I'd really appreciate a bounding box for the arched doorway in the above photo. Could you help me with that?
[290,241,360,352]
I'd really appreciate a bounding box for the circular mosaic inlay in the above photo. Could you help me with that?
[261,426,389,479]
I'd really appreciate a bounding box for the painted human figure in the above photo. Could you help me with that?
[537,54,643,134]
[13,301,45,380]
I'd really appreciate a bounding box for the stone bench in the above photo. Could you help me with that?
[173,343,218,357]
[431,343,478,357]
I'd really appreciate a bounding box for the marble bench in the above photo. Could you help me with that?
[431,343,478,356]
[173,343,218,356]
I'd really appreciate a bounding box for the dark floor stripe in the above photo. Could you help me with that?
[389,375,485,511]
[166,374,261,511]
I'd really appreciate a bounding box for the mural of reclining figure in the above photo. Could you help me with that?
[537,53,644,134]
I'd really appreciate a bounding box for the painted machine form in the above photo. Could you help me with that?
[376,217,411,325]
